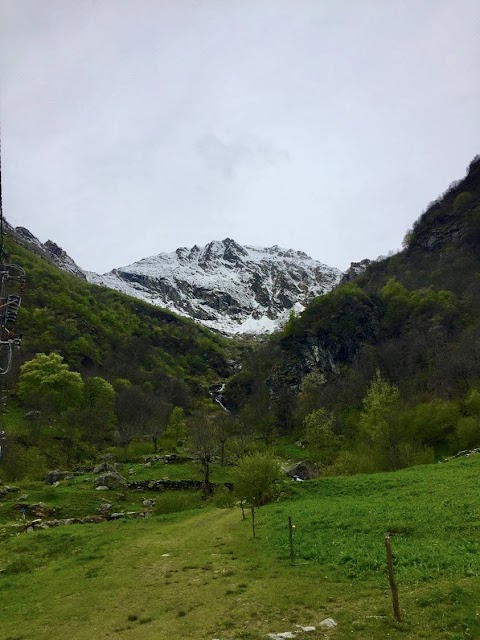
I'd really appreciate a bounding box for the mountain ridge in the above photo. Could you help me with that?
[3,222,343,334]
[85,238,342,334]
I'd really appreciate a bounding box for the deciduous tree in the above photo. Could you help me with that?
[303,408,339,464]
[78,377,116,446]
[232,452,282,506]
[359,370,402,470]
[187,413,219,496]
[17,353,84,415]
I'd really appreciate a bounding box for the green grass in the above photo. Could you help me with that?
[272,439,307,461]
[0,474,143,526]
[118,460,234,483]
[152,490,204,515]
[0,457,479,639]
[0,459,233,526]
[263,458,480,586]
[1,401,32,435]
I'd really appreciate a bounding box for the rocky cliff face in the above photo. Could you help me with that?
[339,259,372,285]
[8,225,86,279]
[43,240,87,279]
[86,239,342,334]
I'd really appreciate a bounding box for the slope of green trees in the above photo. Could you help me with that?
[0,235,231,477]
[8,237,229,384]
[225,155,480,471]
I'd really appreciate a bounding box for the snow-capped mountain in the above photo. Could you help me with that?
[86,239,342,334]
[4,221,341,334]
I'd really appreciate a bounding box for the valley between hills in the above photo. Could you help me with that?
[0,156,480,639]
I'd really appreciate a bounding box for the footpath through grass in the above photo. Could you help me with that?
[0,457,479,639]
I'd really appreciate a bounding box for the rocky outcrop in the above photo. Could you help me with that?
[43,240,86,279]
[0,485,19,500]
[339,259,371,284]
[15,502,59,518]
[6,224,86,279]
[12,226,45,251]
[93,462,117,474]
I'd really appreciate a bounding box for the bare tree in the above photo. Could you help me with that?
[116,386,172,456]
[187,413,219,496]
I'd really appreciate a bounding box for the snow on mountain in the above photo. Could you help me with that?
[12,227,47,253]
[42,240,87,279]
[4,222,341,334]
[86,238,342,334]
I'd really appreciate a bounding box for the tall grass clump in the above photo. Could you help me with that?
[152,490,203,515]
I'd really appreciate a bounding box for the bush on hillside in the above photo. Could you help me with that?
[232,452,282,506]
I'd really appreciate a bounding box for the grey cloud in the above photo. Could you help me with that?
[196,133,289,179]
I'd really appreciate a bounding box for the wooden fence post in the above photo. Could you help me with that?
[288,516,295,565]
[385,532,401,622]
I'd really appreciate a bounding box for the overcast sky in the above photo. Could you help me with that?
[1,1,479,274]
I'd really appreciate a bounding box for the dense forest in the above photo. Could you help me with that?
[1,155,479,481]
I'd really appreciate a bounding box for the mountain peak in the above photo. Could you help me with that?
[86,239,341,334]
[199,238,248,265]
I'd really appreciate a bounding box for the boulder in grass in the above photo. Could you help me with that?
[24,410,41,421]
[286,461,319,481]
[109,512,126,520]
[0,485,19,500]
[25,519,46,533]
[15,502,57,518]
[93,462,116,474]
[45,470,70,485]
[319,618,337,629]
[97,503,112,514]
[100,453,116,464]
[29,502,57,518]
[94,472,127,489]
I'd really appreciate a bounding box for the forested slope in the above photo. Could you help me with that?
[0,234,230,476]
[7,235,229,385]
[225,155,480,470]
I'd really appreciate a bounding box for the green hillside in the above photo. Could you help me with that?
[225,156,480,471]
[8,235,229,383]
[0,455,479,639]
[0,234,231,477]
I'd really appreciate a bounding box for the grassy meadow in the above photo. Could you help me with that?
[0,456,479,639]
